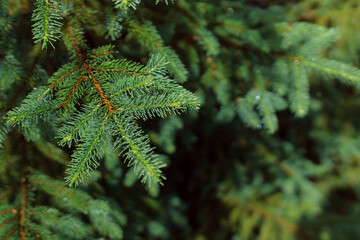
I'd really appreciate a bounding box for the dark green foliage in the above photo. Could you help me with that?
[32,0,63,49]
[1,0,360,239]
[126,20,189,82]
[113,0,141,11]
[7,36,198,187]
[104,13,124,41]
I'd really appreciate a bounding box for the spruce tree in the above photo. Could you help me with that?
[1,0,360,239]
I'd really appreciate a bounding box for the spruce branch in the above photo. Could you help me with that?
[126,20,189,82]
[89,45,115,60]
[65,117,110,187]
[113,0,141,11]
[0,54,21,91]
[104,13,124,41]
[113,113,166,186]
[300,58,360,86]
[175,2,220,56]
[0,122,9,152]
[217,19,270,53]
[257,92,278,134]
[7,23,199,187]
[0,167,124,239]
[0,184,19,201]
[236,98,261,129]
[289,64,310,117]
[7,87,60,127]
[114,92,199,120]
[57,104,102,148]
[32,0,63,49]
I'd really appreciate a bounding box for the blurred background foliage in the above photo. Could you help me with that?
[145,1,360,239]
[133,0,360,238]
[289,0,360,65]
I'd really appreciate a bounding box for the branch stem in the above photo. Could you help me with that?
[65,26,115,111]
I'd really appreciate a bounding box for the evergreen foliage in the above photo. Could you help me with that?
[32,0,63,49]
[7,23,199,187]
[113,0,141,11]
[1,0,360,239]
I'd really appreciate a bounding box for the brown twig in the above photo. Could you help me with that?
[66,26,116,112]
[93,69,148,77]
[50,67,81,89]
[0,216,17,227]
[2,225,19,240]
[0,184,19,200]
[90,50,114,59]
[19,140,28,240]
[61,75,87,108]
[0,208,18,215]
